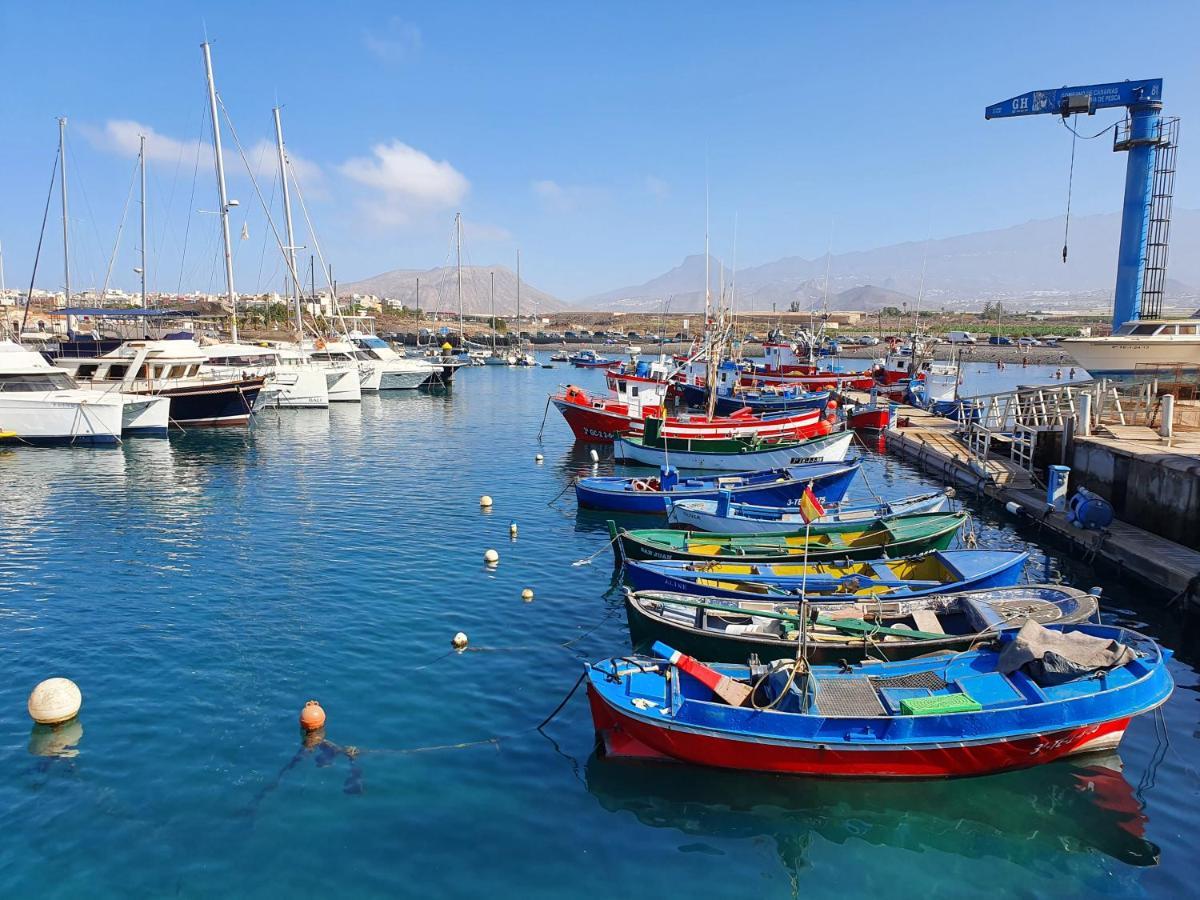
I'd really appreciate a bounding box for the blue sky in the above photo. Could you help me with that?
[2,0,1198,301]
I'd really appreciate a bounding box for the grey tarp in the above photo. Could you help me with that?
[997,620,1136,687]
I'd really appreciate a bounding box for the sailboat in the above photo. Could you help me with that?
[483,270,506,365]
[506,250,537,366]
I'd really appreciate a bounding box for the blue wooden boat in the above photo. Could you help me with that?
[575,460,860,514]
[678,381,831,416]
[667,488,954,533]
[620,549,1028,601]
[585,622,1173,777]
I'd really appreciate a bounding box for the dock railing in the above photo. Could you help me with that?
[951,374,1187,477]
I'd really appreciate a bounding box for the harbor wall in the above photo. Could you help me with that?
[1071,437,1200,551]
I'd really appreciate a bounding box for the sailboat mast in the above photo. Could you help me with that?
[490,270,496,353]
[516,249,521,349]
[273,106,303,336]
[454,212,464,344]
[139,134,148,308]
[201,41,239,342]
[58,117,71,305]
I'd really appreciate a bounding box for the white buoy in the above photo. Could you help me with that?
[535,454,544,463]
[484,548,500,564]
[589,449,599,463]
[452,632,469,650]
[27,678,82,725]
[479,495,493,508]
[509,522,518,535]
[521,588,534,601]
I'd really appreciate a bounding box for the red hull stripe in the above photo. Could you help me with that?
[587,686,1131,778]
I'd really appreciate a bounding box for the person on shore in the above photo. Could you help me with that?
[1069,367,1076,380]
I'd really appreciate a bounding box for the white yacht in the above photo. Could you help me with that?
[54,339,265,427]
[0,339,128,444]
[299,340,363,402]
[1062,314,1200,378]
[351,335,437,389]
[202,343,330,408]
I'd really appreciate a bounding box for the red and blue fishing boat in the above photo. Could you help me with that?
[585,622,1173,777]
[575,460,860,514]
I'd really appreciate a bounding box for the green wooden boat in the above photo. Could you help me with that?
[609,511,967,565]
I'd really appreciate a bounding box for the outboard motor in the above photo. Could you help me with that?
[1066,487,1114,530]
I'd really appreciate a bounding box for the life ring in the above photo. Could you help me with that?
[315,338,327,350]
[632,479,649,492]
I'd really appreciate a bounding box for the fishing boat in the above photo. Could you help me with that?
[575,460,860,514]
[623,584,1100,663]
[550,350,570,362]
[845,396,893,430]
[550,381,668,442]
[620,548,1028,601]
[585,622,1173,777]
[570,350,619,368]
[666,488,952,533]
[552,382,828,444]
[614,423,852,471]
[609,511,967,565]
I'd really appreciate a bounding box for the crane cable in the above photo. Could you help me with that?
[1062,114,1078,263]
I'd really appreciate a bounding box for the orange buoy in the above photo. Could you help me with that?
[299,700,326,732]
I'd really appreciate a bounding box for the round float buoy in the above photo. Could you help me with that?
[27,677,82,725]
[535,454,544,463]
[479,495,493,508]
[521,588,534,602]
[452,632,469,650]
[589,449,599,463]
[299,700,326,732]
[484,548,500,564]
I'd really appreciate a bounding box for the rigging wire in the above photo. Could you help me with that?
[99,154,141,300]
[177,95,207,295]
[19,149,61,335]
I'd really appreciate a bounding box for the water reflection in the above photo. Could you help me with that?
[585,752,1160,873]
[28,720,83,759]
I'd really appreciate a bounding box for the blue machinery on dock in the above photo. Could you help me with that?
[986,79,1176,330]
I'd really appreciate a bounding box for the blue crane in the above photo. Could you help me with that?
[986,79,1168,330]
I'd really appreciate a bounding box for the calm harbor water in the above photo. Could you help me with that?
[1,358,1197,898]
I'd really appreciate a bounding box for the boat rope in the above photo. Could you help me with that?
[559,602,624,649]
[1062,114,1079,263]
[546,477,575,508]
[536,395,551,440]
[571,529,621,566]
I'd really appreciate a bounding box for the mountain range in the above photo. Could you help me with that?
[339,264,569,316]
[343,209,1200,315]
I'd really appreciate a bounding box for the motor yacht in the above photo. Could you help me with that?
[1062,314,1200,378]
[351,335,438,389]
[202,342,329,408]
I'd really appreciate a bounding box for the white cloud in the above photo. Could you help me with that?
[645,175,669,198]
[364,18,422,62]
[81,119,324,192]
[339,140,469,226]
[80,119,201,165]
[532,179,604,213]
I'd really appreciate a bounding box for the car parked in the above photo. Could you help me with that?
[856,335,880,346]
[988,336,1013,346]
[1016,337,1041,348]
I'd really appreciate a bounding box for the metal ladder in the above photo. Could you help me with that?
[1139,116,1179,320]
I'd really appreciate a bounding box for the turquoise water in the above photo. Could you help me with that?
[0,359,1196,898]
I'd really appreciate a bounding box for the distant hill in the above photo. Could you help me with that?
[339,265,569,316]
[577,210,1200,312]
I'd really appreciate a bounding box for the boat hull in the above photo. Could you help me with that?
[614,430,853,471]
[589,686,1133,777]
[1062,336,1200,377]
[120,395,171,436]
[666,491,950,533]
[137,377,265,427]
[0,394,124,444]
[613,514,964,564]
[576,461,860,514]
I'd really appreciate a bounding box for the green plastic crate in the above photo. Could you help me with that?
[899,692,982,716]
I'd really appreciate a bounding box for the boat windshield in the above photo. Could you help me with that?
[355,337,389,349]
[0,372,77,392]
[1113,322,1163,336]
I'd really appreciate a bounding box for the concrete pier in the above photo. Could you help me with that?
[846,389,1200,610]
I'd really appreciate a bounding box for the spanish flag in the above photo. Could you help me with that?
[798,484,826,525]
